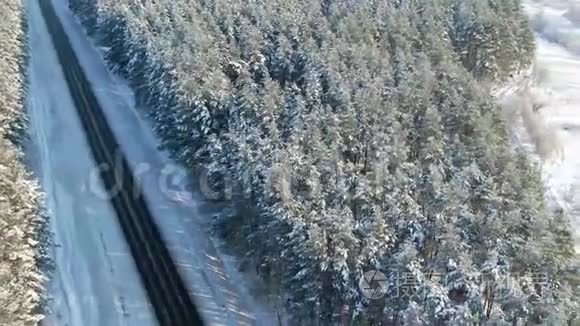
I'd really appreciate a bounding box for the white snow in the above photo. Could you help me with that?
[37,0,282,324]
[510,0,580,250]
[23,0,156,325]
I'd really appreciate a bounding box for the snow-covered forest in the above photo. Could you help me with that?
[0,0,45,325]
[68,0,578,324]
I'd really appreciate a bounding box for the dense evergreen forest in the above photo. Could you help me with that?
[69,0,577,324]
[0,0,45,325]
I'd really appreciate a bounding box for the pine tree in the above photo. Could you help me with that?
[0,0,46,324]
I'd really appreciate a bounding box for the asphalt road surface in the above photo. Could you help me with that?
[37,1,204,325]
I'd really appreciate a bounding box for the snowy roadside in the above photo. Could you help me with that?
[48,0,284,324]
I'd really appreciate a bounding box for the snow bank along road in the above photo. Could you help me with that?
[37,0,204,325]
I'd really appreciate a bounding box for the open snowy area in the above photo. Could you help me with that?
[515,0,580,250]
[25,0,280,324]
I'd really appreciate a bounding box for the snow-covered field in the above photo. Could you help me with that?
[512,0,580,250]
[25,0,280,324]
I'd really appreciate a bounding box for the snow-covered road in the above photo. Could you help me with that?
[24,0,156,324]
[519,0,580,249]
[25,0,280,324]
